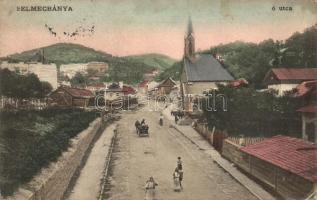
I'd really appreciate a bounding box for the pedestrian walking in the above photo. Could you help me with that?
[174,115,178,124]
[173,168,181,191]
[177,157,183,189]
[145,177,158,200]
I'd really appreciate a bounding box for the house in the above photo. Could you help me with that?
[293,81,317,143]
[144,69,160,81]
[59,63,88,79]
[294,80,317,101]
[262,68,317,96]
[85,83,106,94]
[239,135,317,199]
[138,80,149,93]
[297,105,317,143]
[87,62,108,76]
[48,86,94,108]
[156,77,177,96]
[105,82,124,102]
[180,18,234,112]
[122,85,136,96]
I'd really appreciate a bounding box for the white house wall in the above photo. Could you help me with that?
[268,84,298,96]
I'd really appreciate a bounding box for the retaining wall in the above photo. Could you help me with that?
[6,118,102,200]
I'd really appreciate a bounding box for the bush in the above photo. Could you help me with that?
[0,108,97,196]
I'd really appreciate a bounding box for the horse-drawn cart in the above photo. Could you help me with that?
[135,121,149,137]
[137,125,149,136]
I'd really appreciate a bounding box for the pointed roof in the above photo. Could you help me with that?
[184,54,234,82]
[187,17,193,36]
[158,77,177,87]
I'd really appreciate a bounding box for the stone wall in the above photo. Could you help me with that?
[221,139,314,199]
[6,118,102,200]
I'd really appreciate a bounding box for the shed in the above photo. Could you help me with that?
[240,135,317,199]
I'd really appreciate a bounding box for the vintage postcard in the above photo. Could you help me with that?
[0,0,316,199]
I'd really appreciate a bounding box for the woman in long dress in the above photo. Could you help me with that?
[173,168,181,191]
[145,177,158,200]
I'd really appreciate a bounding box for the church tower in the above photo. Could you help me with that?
[184,17,195,60]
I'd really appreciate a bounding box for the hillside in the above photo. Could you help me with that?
[7,43,113,64]
[155,61,182,81]
[124,53,176,70]
[2,43,178,84]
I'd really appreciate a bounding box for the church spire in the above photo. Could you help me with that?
[187,16,193,36]
[184,17,195,60]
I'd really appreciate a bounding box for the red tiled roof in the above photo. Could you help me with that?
[62,86,94,98]
[271,68,317,80]
[295,80,317,97]
[229,79,249,87]
[297,105,317,113]
[240,135,317,182]
[122,85,136,95]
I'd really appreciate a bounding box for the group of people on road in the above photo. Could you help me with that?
[171,110,184,124]
[145,157,184,199]
[135,119,149,132]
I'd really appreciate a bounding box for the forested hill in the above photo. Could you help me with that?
[204,24,317,88]
[6,43,112,64]
[124,53,176,70]
[2,43,176,83]
[157,24,316,87]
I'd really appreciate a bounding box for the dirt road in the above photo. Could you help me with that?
[102,107,257,200]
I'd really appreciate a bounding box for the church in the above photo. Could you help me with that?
[180,18,234,112]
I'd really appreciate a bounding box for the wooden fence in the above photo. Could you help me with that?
[194,122,265,151]
[194,122,227,152]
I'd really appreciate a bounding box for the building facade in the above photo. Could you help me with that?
[48,86,94,108]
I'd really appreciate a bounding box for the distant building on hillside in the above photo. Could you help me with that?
[59,63,88,79]
[60,61,108,79]
[0,61,58,89]
[262,68,317,96]
[47,86,94,108]
[144,69,160,81]
[87,62,109,75]
[180,18,234,112]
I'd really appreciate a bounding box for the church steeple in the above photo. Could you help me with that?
[187,17,193,36]
[184,17,195,60]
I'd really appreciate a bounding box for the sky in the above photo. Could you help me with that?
[0,0,316,59]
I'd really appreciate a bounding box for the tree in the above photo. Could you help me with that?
[0,69,53,99]
[202,85,302,137]
[70,72,87,87]
[40,82,53,97]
